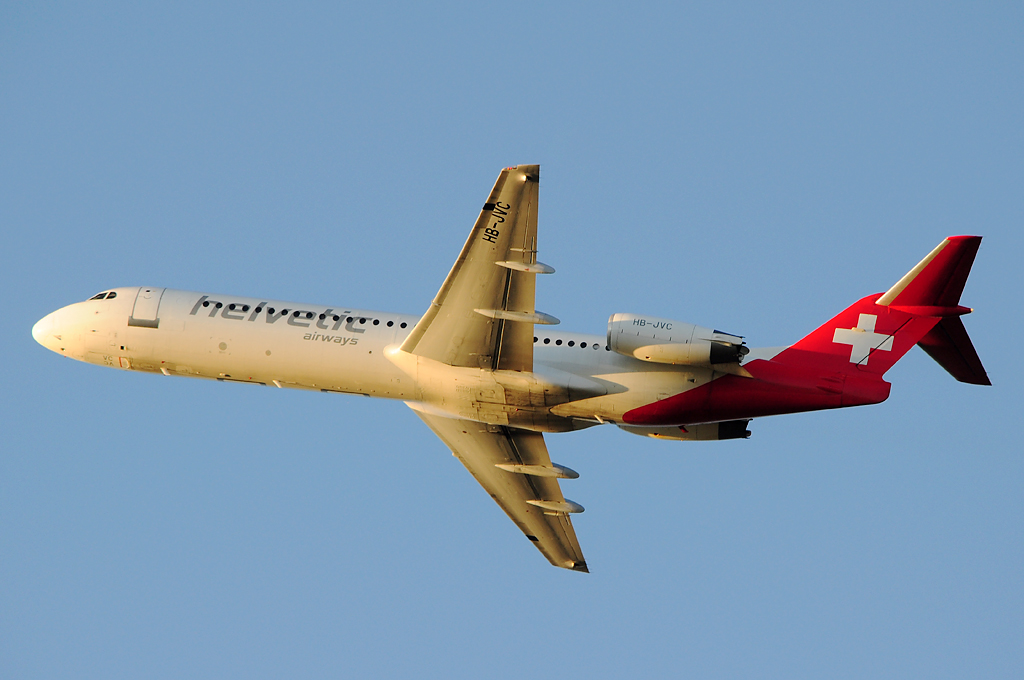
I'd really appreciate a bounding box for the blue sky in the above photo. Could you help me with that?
[2,2,1022,678]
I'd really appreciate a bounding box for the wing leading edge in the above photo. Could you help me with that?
[412,407,588,572]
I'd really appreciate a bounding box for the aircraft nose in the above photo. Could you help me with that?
[32,313,53,346]
[32,310,65,352]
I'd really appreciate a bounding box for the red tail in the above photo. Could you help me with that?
[621,236,988,427]
[776,236,989,384]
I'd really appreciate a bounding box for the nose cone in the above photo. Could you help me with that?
[32,311,60,351]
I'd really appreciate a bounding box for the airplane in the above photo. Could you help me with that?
[32,164,990,573]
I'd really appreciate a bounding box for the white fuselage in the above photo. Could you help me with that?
[33,286,720,431]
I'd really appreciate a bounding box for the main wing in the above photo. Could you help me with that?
[401,164,587,571]
[412,407,588,572]
[400,164,556,371]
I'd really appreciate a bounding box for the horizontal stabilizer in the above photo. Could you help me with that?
[917,316,991,385]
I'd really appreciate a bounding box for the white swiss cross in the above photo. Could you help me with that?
[832,314,894,365]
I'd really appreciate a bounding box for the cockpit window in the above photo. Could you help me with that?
[87,291,118,301]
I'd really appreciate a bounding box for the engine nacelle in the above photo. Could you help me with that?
[607,313,748,366]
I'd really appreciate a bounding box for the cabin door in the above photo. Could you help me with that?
[128,287,166,328]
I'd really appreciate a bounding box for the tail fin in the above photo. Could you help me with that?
[774,236,989,384]
[877,235,981,308]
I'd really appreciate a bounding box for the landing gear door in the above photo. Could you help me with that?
[128,287,165,328]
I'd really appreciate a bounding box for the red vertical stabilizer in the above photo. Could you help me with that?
[774,235,989,384]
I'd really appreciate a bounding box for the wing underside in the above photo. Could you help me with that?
[413,408,588,572]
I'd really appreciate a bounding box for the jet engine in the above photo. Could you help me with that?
[607,313,748,366]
